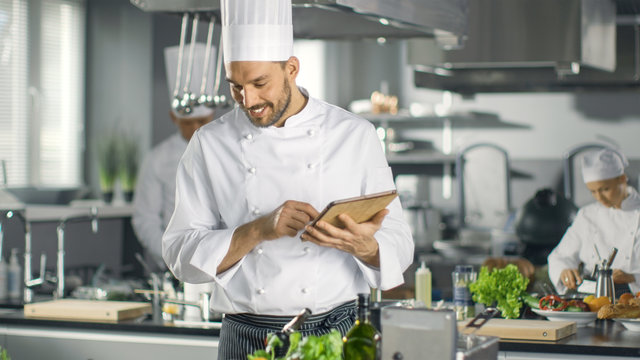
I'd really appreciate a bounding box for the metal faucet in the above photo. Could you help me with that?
[2,210,37,303]
[53,207,99,299]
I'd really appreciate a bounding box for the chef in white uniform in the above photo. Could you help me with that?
[162,0,413,358]
[132,43,215,270]
[548,148,640,294]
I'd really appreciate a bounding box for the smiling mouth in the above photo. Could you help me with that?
[248,105,267,118]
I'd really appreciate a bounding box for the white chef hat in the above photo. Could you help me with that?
[164,43,216,119]
[221,0,293,63]
[581,148,629,183]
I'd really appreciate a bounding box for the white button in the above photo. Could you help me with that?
[252,208,260,216]
[257,288,265,295]
[307,129,315,137]
[245,133,253,140]
[248,167,256,174]
[256,248,263,255]
[303,247,310,254]
[301,288,309,294]
[307,163,315,169]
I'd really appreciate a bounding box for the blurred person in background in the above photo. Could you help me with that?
[132,43,216,320]
[548,148,640,295]
[132,43,215,271]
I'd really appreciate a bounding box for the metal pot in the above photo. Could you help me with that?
[404,203,442,251]
[514,188,578,265]
[515,188,577,247]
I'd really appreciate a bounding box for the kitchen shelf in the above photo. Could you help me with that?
[387,151,455,177]
[364,111,531,129]
[387,151,531,179]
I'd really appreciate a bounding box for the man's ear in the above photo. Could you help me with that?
[285,56,300,79]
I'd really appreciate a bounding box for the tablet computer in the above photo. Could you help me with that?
[309,190,398,229]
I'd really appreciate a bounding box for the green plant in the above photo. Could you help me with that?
[0,346,11,360]
[97,134,120,193]
[118,134,139,192]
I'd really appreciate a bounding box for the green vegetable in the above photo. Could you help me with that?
[522,293,540,309]
[247,329,343,360]
[565,306,584,312]
[469,264,530,319]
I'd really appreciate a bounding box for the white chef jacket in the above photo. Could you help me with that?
[163,94,414,316]
[132,133,187,269]
[548,186,640,294]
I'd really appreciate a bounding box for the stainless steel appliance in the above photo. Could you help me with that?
[130,0,468,41]
[381,307,498,360]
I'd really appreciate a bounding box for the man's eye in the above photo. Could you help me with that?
[254,83,266,88]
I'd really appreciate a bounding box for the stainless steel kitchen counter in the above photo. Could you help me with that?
[1,308,640,358]
[0,308,219,360]
[0,307,219,337]
[499,319,640,358]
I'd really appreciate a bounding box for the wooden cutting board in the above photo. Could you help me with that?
[24,299,151,322]
[458,319,577,341]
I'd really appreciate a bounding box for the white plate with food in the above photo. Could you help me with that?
[532,308,597,327]
[613,318,640,332]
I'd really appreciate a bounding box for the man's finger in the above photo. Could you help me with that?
[285,200,319,220]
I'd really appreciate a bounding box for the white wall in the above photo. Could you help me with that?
[404,90,640,160]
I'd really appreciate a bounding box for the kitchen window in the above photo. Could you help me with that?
[0,0,85,188]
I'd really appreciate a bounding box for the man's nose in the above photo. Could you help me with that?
[242,88,259,108]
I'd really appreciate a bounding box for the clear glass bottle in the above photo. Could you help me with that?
[452,265,477,321]
[343,293,381,360]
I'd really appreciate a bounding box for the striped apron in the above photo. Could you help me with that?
[218,300,356,360]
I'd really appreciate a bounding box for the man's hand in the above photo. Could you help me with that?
[301,209,388,268]
[258,200,319,240]
[560,268,582,289]
[217,200,318,274]
[613,269,635,284]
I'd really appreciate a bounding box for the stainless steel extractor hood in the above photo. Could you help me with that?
[130,0,469,41]
[409,0,640,94]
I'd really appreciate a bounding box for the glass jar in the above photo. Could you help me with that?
[452,265,477,321]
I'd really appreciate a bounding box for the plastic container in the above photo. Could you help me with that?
[415,261,432,308]
[452,265,477,321]
[8,248,21,300]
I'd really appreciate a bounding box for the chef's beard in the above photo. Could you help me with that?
[244,78,292,128]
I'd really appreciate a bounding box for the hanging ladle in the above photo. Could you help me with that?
[211,27,230,108]
[179,13,201,115]
[197,15,216,108]
[171,13,190,115]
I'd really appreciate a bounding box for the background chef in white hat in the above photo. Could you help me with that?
[548,148,640,294]
[161,0,413,358]
[132,43,215,271]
